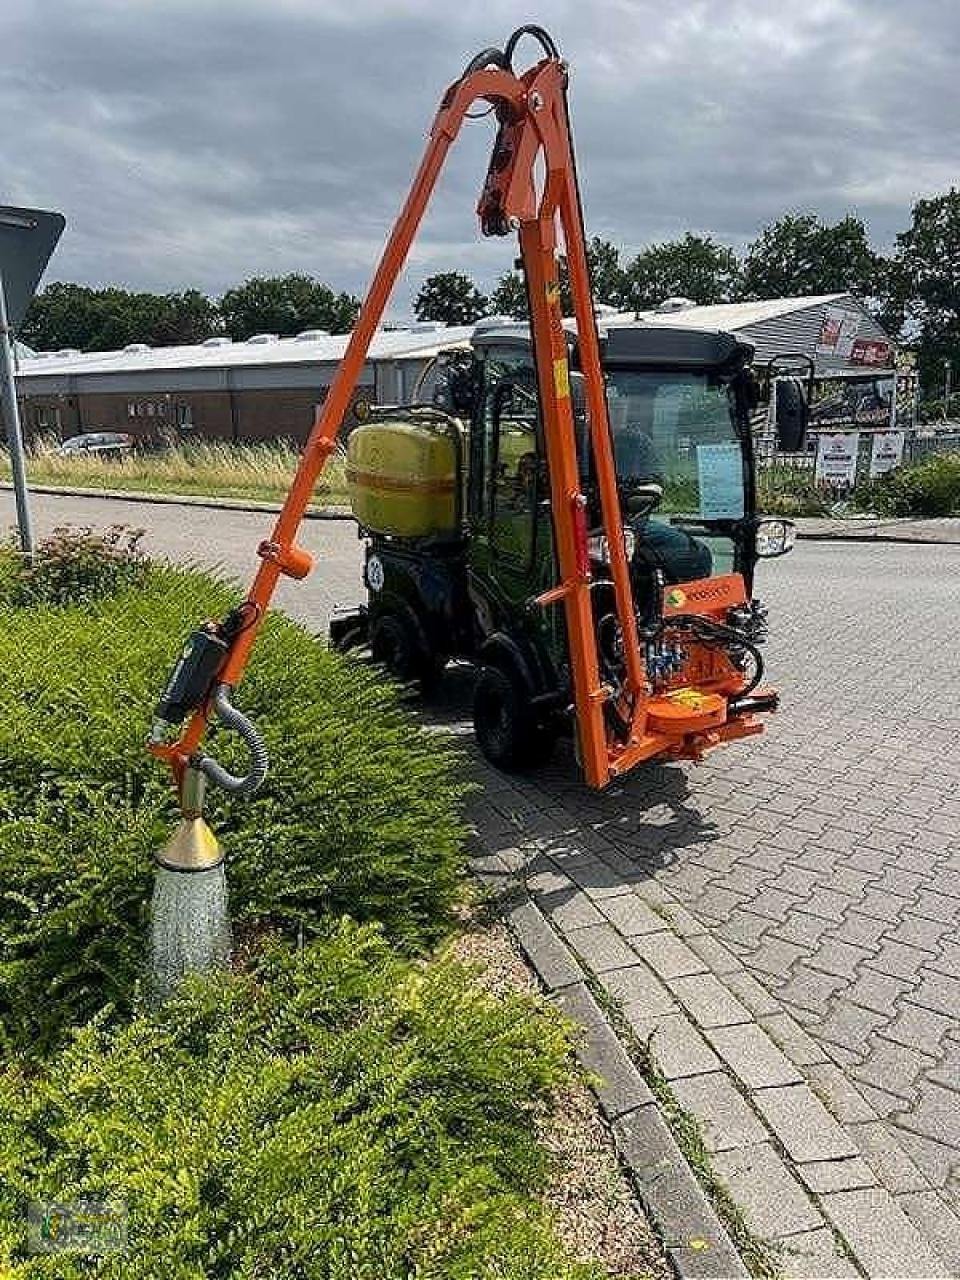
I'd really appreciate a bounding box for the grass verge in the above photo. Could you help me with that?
[0,440,350,507]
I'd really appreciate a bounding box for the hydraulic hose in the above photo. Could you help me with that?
[194,684,269,796]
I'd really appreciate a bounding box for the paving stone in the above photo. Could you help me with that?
[630,1010,722,1080]
[717,908,774,950]
[633,930,708,981]
[570,859,638,900]
[671,1072,769,1152]
[601,963,676,1022]
[898,1079,960,1150]
[835,910,889,950]
[891,1126,957,1190]
[804,936,874,981]
[867,937,937,981]
[799,886,852,922]
[795,1156,877,1193]
[906,970,960,1015]
[851,1037,934,1104]
[713,1143,823,1238]
[844,968,914,1015]
[746,936,810,980]
[612,1106,749,1277]
[759,1012,829,1067]
[776,1226,860,1278]
[899,1190,960,1278]
[751,1084,859,1163]
[820,1185,952,1278]
[687,933,742,974]
[722,968,782,1017]
[769,908,834,949]
[849,1120,930,1193]
[551,982,654,1120]
[657,902,710,938]
[540,887,606,932]
[805,1062,876,1123]
[565,922,639,974]
[668,973,752,1029]
[524,867,572,896]
[812,1000,887,1057]
[596,893,666,936]
[707,1023,803,1089]
[884,913,950,953]
[882,1001,954,1054]
[777,964,850,1016]
[507,900,582,992]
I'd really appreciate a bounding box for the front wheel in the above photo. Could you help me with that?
[472,664,555,771]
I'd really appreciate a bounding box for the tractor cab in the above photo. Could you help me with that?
[332,317,798,782]
[466,318,768,619]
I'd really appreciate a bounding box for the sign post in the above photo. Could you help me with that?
[0,272,34,551]
[0,206,65,554]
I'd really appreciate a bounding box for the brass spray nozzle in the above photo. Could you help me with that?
[154,766,224,873]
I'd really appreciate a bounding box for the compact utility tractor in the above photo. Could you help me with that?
[150,25,805,814]
[332,316,802,783]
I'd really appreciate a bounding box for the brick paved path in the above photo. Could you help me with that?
[11,494,960,1273]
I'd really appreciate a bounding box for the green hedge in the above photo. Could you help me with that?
[857,451,960,516]
[0,558,469,1051]
[0,922,593,1279]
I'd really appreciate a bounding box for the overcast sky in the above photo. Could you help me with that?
[3,0,957,308]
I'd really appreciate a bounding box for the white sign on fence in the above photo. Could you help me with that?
[869,431,905,478]
[815,432,860,487]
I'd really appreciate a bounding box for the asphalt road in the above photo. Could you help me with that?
[4,491,959,1230]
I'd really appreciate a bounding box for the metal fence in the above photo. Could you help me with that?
[757,429,960,489]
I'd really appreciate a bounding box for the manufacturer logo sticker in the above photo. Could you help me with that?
[366,555,385,592]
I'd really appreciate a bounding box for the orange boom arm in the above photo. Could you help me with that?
[150,27,647,791]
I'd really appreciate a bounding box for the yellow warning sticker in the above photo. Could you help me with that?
[546,281,561,305]
[668,687,706,709]
[553,357,570,400]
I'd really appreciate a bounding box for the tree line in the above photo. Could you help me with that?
[21,190,960,395]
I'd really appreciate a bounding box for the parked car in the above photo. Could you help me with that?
[57,432,135,458]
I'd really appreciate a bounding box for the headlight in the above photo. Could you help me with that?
[587,527,636,564]
[755,518,797,558]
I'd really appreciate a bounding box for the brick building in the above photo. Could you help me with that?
[4,324,473,446]
[4,293,895,447]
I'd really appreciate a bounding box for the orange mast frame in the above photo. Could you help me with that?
[151,41,653,790]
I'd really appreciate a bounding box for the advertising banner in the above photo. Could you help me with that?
[815,433,860,487]
[869,431,905,478]
[816,306,861,359]
[851,337,893,367]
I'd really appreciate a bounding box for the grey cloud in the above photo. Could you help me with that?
[2,0,957,304]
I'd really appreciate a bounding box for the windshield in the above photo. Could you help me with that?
[605,370,745,520]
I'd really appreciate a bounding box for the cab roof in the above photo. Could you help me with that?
[470,315,754,370]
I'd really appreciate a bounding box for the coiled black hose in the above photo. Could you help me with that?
[195,684,269,796]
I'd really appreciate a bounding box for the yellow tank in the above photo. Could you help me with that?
[346,419,458,538]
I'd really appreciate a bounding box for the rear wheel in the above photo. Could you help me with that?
[370,610,445,692]
[473,664,555,771]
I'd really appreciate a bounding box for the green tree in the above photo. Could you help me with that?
[21,284,220,351]
[621,234,741,311]
[738,213,879,301]
[888,189,960,394]
[489,270,528,319]
[488,238,627,320]
[219,274,360,340]
[413,272,488,325]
